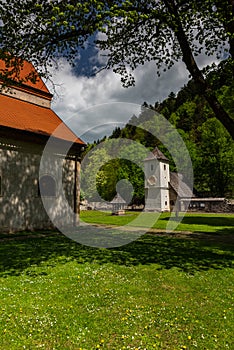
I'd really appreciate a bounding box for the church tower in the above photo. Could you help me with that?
[144,147,170,212]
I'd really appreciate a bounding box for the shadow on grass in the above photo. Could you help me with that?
[162,214,234,228]
[0,230,233,277]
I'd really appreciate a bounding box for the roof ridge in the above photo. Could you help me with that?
[0,58,51,97]
[144,146,169,161]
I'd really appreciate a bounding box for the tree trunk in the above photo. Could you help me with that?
[165,0,234,139]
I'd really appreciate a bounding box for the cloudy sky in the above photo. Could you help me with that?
[49,45,218,143]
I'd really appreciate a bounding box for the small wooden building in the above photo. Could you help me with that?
[111,193,127,215]
[169,172,194,211]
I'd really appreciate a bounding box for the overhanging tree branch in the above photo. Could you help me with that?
[0,0,233,137]
[164,0,234,138]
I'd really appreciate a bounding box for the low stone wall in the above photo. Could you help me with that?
[182,199,234,213]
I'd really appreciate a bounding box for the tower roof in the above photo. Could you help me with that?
[144,147,169,162]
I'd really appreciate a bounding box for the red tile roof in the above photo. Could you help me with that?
[0,94,85,145]
[0,58,85,146]
[0,58,51,96]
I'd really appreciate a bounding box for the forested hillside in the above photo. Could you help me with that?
[82,61,234,204]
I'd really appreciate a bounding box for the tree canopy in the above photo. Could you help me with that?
[0,0,233,137]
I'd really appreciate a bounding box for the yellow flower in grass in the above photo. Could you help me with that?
[188,335,192,340]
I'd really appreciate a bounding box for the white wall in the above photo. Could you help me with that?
[144,159,170,212]
[0,147,75,232]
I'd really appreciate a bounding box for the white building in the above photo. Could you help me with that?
[0,58,85,232]
[144,147,170,212]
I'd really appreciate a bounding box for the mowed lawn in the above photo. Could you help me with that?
[0,212,233,349]
[80,210,234,233]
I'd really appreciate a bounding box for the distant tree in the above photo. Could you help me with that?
[0,1,233,136]
[81,137,148,205]
[169,101,198,131]
[81,147,111,201]
[98,158,145,205]
[195,118,234,197]
[118,143,147,204]
[110,127,122,139]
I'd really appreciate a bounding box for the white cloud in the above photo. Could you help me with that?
[50,53,217,142]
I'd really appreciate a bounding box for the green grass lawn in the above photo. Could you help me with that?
[0,219,233,350]
[80,211,234,234]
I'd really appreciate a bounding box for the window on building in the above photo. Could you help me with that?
[0,175,2,196]
[38,175,56,197]
[165,201,167,206]
[164,164,166,171]
[151,164,154,171]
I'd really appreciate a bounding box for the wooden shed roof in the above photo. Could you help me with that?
[169,172,194,198]
[110,193,127,204]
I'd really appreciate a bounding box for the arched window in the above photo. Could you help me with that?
[38,175,56,197]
